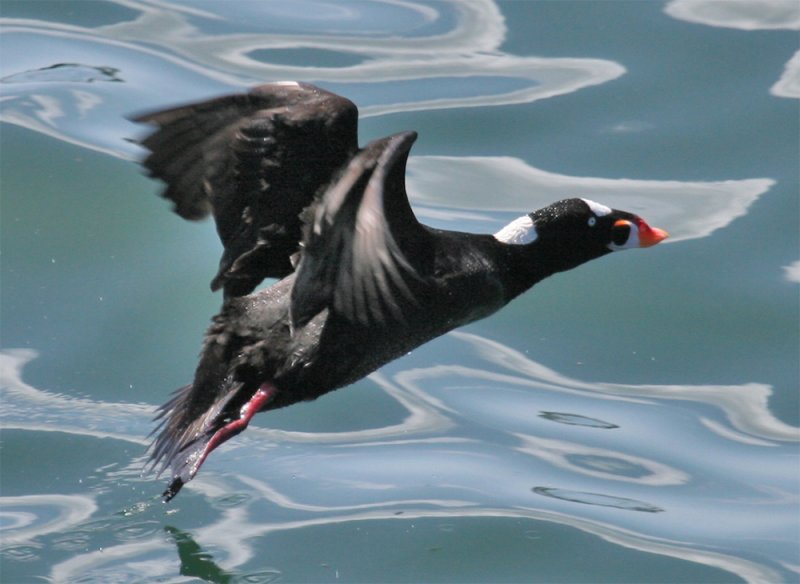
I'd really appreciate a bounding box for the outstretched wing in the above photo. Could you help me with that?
[133,82,359,297]
[290,131,434,329]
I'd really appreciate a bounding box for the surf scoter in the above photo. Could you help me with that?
[133,82,668,501]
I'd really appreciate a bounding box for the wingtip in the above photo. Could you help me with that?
[387,130,417,151]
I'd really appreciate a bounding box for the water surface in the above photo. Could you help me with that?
[1,1,798,582]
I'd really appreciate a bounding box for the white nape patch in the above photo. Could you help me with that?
[274,80,301,87]
[581,198,612,217]
[494,215,538,245]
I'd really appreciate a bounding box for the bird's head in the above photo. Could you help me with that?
[494,197,669,274]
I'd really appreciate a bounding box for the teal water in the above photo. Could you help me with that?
[1,1,798,582]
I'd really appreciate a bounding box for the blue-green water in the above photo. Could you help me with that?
[1,1,798,582]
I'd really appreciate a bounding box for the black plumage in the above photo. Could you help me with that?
[133,82,668,500]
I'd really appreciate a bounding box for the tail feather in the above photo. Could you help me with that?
[147,383,193,476]
[147,381,251,500]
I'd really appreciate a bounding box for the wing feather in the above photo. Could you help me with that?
[132,82,359,296]
[290,131,433,329]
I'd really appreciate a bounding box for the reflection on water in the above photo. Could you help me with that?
[665,0,800,31]
[532,487,663,513]
[1,329,796,582]
[0,0,624,157]
[772,50,800,98]
[407,156,774,243]
[1,62,123,84]
[783,260,800,282]
[167,524,284,583]
[0,349,152,445]
[539,411,619,429]
[1,0,797,582]
[0,494,96,547]
[664,0,800,97]
[514,434,690,486]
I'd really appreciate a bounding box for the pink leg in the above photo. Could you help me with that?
[189,382,277,478]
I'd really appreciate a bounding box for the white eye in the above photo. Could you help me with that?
[588,216,597,227]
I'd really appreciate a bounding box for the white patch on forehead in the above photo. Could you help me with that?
[494,215,538,245]
[581,198,612,217]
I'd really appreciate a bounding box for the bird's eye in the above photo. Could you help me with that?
[587,216,597,227]
[611,221,631,246]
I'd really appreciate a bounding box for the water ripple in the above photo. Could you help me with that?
[407,156,774,243]
[2,326,796,583]
[0,494,97,548]
[532,487,664,513]
[1,62,123,84]
[540,411,619,429]
[0,0,624,159]
[1,2,796,582]
[664,0,800,98]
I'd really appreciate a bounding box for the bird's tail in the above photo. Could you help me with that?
[147,381,251,501]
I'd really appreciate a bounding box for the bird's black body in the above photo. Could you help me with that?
[134,82,668,500]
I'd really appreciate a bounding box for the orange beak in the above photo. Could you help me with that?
[633,219,669,248]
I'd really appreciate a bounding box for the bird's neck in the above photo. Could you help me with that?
[499,241,585,302]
